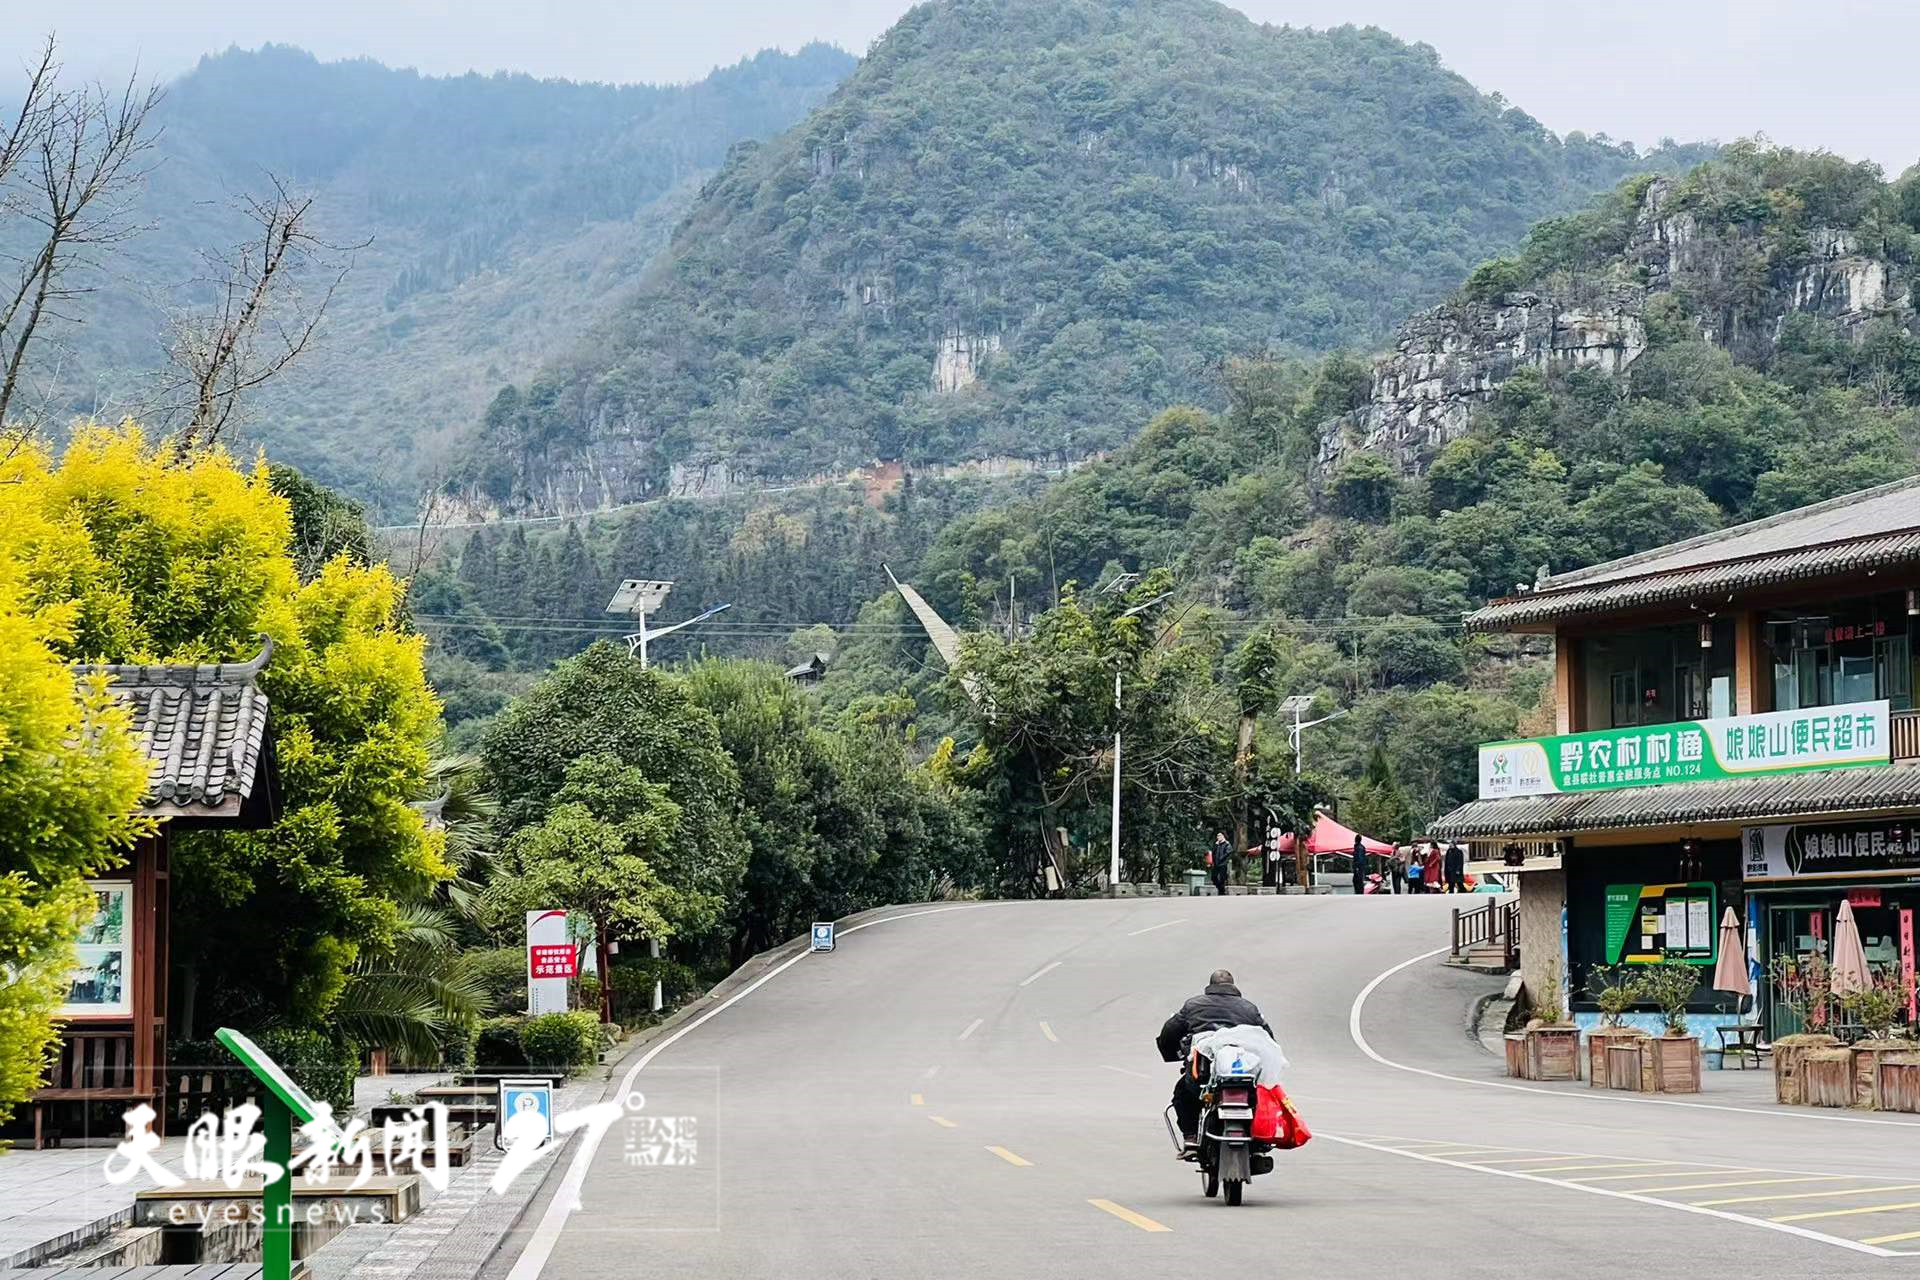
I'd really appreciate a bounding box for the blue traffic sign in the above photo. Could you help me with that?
[496,1078,554,1150]
[810,922,835,952]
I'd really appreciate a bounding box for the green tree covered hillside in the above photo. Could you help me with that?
[31,43,856,514]
[459,0,1711,512]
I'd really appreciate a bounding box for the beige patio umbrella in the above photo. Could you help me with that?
[1711,906,1749,1013]
[1830,899,1873,997]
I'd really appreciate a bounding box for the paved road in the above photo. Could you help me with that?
[504,895,1920,1278]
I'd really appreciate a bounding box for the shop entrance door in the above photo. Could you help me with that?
[1765,902,1830,1037]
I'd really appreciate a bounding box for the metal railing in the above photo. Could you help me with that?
[1451,897,1520,968]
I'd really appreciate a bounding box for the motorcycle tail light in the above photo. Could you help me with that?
[1220,1086,1251,1106]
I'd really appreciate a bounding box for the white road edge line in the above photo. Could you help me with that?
[504,903,996,1280]
[1321,1135,1901,1259]
[1348,947,1920,1129]
[1018,960,1062,987]
[959,1018,983,1040]
[1100,1064,1151,1079]
[1126,918,1188,937]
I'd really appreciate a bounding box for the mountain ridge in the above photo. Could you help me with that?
[450,0,1714,518]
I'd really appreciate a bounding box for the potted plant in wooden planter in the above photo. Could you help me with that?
[1584,965,1651,1090]
[1637,961,1703,1094]
[1841,973,1918,1108]
[1514,962,1580,1082]
[1768,953,1840,1104]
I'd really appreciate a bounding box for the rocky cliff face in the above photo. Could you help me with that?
[1320,177,1915,473]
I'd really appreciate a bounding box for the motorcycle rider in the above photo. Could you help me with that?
[1155,968,1273,1153]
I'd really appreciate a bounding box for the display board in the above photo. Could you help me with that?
[1603,882,1717,965]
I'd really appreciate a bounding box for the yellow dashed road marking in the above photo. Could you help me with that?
[1621,1176,1851,1194]
[928,1115,958,1129]
[1695,1184,1920,1207]
[986,1146,1032,1166]
[1088,1199,1171,1232]
[1775,1200,1920,1223]
[910,1093,925,1106]
[1526,1162,1687,1174]
[1862,1230,1920,1245]
[1040,1021,1059,1043]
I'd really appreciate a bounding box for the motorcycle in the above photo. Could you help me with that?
[1164,1061,1274,1206]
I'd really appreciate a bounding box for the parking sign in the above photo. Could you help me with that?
[495,1078,554,1151]
[810,922,835,952]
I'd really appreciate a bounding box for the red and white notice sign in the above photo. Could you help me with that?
[526,909,574,1014]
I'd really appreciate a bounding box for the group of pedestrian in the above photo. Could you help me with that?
[1352,836,1469,895]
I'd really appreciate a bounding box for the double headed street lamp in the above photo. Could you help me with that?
[605,578,732,670]
[1279,693,1348,776]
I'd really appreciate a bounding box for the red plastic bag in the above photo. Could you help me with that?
[1252,1084,1283,1140]
[1257,1083,1312,1149]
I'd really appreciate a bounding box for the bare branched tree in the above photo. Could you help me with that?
[158,174,365,453]
[0,37,162,430]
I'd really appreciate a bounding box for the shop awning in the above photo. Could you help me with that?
[1429,763,1920,840]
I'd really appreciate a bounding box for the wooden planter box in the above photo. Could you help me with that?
[1772,1035,1842,1105]
[1853,1043,1917,1109]
[1505,1026,1580,1080]
[1874,1054,1920,1113]
[1802,1048,1858,1108]
[1587,1027,1652,1091]
[1648,1035,1701,1094]
[1527,1026,1581,1081]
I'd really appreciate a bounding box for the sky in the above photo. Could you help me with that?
[13,0,1918,171]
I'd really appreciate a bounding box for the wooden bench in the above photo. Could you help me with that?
[30,1030,147,1148]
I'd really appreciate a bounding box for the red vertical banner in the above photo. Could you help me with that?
[1901,908,1916,1022]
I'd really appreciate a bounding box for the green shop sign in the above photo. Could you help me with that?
[1478,700,1890,800]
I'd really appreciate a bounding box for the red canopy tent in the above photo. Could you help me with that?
[1274,813,1393,857]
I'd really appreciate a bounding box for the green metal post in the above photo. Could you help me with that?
[262,1096,293,1280]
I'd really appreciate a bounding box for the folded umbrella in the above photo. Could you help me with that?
[1830,899,1872,997]
[1711,905,1750,1016]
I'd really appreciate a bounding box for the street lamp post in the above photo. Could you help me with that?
[1107,587,1172,888]
[605,578,733,670]
[1279,694,1348,776]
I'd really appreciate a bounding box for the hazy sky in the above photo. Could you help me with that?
[14,0,1917,170]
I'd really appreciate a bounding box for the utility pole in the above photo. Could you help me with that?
[1106,583,1171,887]
[605,578,732,670]
[1110,670,1122,887]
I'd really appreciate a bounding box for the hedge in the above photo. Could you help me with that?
[519,1011,600,1074]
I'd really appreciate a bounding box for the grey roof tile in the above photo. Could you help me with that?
[1469,474,1920,630]
[75,639,273,819]
[1429,762,1920,839]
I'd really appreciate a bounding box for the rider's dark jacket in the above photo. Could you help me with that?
[1156,982,1272,1062]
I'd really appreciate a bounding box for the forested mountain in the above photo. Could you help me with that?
[420,145,1920,829]
[33,42,856,513]
[453,0,1712,516]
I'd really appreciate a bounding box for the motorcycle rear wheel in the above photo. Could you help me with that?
[1224,1178,1244,1206]
[1202,1166,1219,1198]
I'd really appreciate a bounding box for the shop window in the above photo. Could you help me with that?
[1768,596,1912,712]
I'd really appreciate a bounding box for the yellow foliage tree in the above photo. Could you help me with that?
[1,423,445,1041]
[0,439,149,1124]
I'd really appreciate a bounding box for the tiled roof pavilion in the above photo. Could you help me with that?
[74,638,275,821]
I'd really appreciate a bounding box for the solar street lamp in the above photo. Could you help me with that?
[605,578,732,670]
[1280,693,1347,777]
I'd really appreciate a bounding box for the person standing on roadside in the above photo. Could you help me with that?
[1210,831,1231,897]
[1422,842,1443,892]
[1351,834,1369,896]
[1390,842,1409,895]
[1444,840,1468,894]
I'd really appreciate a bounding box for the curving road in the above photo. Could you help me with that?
[495,896,1920,1278]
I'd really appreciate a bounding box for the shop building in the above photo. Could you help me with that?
[1431,477,1920,1043]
